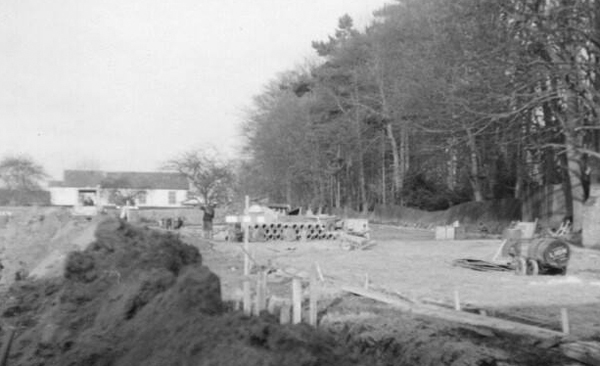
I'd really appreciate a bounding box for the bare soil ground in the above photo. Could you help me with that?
[184,224,600,340]
[0,206,597,365]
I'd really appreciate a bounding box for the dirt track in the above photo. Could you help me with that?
[188,224,600,339]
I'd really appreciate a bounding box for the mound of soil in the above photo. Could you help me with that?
[0,218,373,366]
[372,199,521,233]
[0,207,99,286]
[322,297,571,366]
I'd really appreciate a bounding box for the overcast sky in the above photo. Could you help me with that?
[1,0,390,180]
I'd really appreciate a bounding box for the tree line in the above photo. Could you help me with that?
[239,0,600,229]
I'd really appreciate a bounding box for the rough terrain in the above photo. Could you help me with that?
[0,206,597,365]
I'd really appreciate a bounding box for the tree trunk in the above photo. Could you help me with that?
[352,75,367,213]
[381,130,386,205]
[386,122,402,205]
[466,127,484,202]
[564,132,584,231]
[401,122,409,195]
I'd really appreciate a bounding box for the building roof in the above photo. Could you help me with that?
[49,170,188,190]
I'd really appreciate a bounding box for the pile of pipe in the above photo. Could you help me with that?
[248,222,339,242]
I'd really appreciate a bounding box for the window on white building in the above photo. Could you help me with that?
[168,191,176,205]
[137,192,147,205]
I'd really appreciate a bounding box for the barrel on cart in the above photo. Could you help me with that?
[515,238,570,275]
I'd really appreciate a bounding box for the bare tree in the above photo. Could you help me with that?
[164,149,233,205]
[0,155,47,190]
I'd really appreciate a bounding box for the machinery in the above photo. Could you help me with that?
[499,221,571,275]
[513,237,570,275]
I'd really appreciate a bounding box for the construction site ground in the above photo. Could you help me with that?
[0,206,599,365]
[189,224,600,340]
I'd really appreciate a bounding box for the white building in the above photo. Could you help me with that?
[49,170,189,208]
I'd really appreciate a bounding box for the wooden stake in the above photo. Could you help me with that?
[315,262,325,282]
[309,274,318,326]
[453,289,461,311]
[267,297,277,315]
[292,278,302,324]
[280,303,291,324]
[255,271,267,315]
[561,308,570,334]
[243,280,251,316]
[243,195,250,276]
[364,273,370,289]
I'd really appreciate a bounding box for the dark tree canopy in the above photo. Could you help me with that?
[238,0,600,228]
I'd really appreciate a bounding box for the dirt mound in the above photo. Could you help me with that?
[372,199,521,233]
[322,297,571,366]
[0,207,99,286]
[0,219,372,366]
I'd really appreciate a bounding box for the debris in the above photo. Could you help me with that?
[452,258,513,272]
[339,233,376,251]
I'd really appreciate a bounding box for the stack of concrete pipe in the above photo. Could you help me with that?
[248,222,338,242]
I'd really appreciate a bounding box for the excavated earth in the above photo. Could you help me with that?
[0,209,583,366]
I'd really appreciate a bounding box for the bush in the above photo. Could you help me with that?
[402,173,470,211]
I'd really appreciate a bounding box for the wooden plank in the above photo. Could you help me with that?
[341,285,565,340]
[341,285,600,365]
[561,342,600,366]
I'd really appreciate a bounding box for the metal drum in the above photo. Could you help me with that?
[517,238,570,275]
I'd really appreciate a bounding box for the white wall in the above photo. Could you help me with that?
[140,189,187,207]
[49,187,79,205]
[51,187,187,207]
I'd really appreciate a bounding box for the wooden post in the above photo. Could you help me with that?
[244,195,250,276]
[309,274,318,326]
[292,278,302,324]
[267,297,277,315]
[243,280,251,316]
[453,289,461,311]
[561,308,570,334]
[280,303,291,324]
[315,262,325,282]
[364,273,370,289]
[255,271,267,315]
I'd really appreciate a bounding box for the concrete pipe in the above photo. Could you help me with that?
[283,228,296,241]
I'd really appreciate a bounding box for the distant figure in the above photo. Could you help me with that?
[201,204,216,239]
[174,217,184,230]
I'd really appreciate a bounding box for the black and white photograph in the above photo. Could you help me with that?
[1,0,600,365]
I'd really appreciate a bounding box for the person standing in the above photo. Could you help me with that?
[201,203,215,239]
